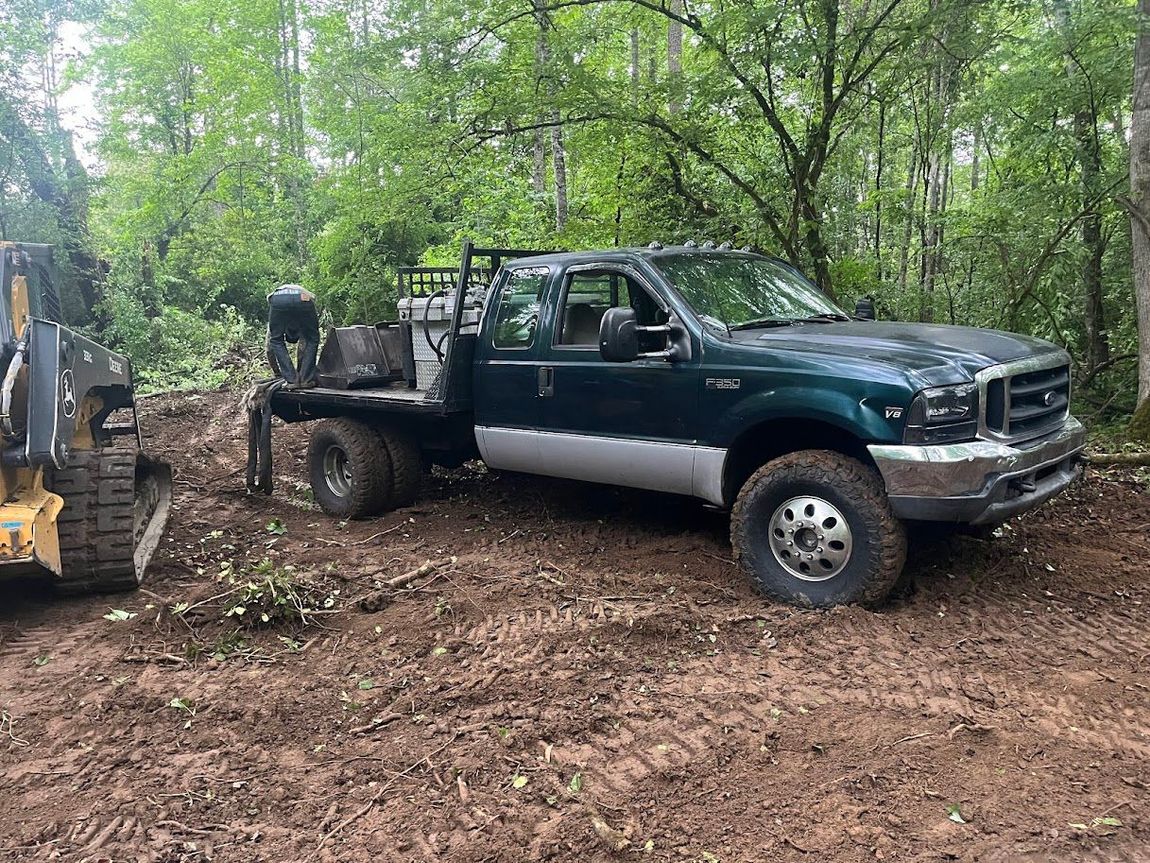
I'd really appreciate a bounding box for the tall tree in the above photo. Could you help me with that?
[1129,0,1150,428]
[1056,0,1110,374]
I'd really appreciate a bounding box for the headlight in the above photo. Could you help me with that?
[904,383,978,444]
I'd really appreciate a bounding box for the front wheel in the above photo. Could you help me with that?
[731,450,906,608]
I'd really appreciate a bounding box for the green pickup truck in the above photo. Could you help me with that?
[261,241,1085,607]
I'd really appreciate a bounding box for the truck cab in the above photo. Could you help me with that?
[264,241,1085,607]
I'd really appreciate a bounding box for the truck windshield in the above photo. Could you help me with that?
[654,253,847,330]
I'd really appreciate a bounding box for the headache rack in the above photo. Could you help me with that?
[268,240,550,419]
[250,241,552,493]
[402,242,549,407]
[398,266,489,300]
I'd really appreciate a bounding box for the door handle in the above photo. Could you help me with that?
[537,366,554,398]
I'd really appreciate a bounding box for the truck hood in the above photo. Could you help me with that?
[734,321,1066,387]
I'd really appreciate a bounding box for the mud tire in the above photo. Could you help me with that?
[48,450,139,594]
[308,419,392,519]
[731,449,906,608]
[376,425,421,508]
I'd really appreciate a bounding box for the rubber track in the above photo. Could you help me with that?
[730,449,907,607]
[48,450,138,594]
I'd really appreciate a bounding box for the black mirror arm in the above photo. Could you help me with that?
[635,317,692,362]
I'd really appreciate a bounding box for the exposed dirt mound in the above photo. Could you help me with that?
[0,387,1146,862]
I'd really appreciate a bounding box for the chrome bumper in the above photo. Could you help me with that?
[867,417,1087,525]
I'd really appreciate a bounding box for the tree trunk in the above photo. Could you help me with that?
[289,0,305,161]
[277,0,308,266]
[897,144,919,293]
[970,122,981,192]
[533,0,567,230]
[874,98,886,280]
[532,128,546,198]
[920,146,945,322]
[532,25,547,200]
[801,197,835,301]
[613,155,627,246]
[532,14,548,199]
[667,0,682,114]
[1056,0,1110,375]
[1081,154,1109,373]
[551,116,568,231]
[630,29,640,90]
[1075,93,1109,376]
[1131,0,1150,413]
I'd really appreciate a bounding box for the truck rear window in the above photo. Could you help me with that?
[492,268,549,349]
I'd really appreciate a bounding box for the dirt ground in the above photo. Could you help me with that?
[0,388,1146,863]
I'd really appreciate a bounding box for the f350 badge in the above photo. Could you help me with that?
[705,378,741,390]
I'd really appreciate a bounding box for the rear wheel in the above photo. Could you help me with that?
[731,450,906,607]
[308,419,392,518]
[48,450,150,594]
[376,425,421,508]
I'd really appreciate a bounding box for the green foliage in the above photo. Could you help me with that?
[222,559,333,627]
[101,286,260,392]
[0,0,1143,408]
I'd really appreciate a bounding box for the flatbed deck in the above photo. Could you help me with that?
[270,385,462,422]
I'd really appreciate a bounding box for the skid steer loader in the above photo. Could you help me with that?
[0,242,171,593]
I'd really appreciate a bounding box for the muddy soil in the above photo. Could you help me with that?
[0,388,1147,862]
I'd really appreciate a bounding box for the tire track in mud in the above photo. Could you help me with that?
[149,392,248,478]
[0,621,92,662]
[450,602,623,692]
[945,582,1150,757]
[64,813,145,862]
[8,813,147,862]
[446,596,1150,813]
[20,812,247,863]
[960,579,1149,666]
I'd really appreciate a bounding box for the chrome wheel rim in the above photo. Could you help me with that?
[322,445,352,497]
[768,495,852,581]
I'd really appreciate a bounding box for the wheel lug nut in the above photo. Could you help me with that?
[817,547,823,553]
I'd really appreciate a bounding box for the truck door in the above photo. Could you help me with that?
[533,263,702,496]
[472,265,553,473]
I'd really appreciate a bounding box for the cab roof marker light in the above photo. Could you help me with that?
[684,239,698,248]
[702,240,716,249]
[648,240,664,249]
[718,241,733,250]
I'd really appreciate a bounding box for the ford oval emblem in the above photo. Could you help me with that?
[1043,390,1057,407]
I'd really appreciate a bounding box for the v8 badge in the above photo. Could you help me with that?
[884,406,903,420]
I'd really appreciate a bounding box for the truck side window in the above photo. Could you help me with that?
[556,269,665,347]
[492,268,548,349]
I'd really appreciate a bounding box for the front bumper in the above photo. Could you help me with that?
[867,417,1086,525]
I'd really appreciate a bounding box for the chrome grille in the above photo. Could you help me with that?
[978,355,1071,443]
